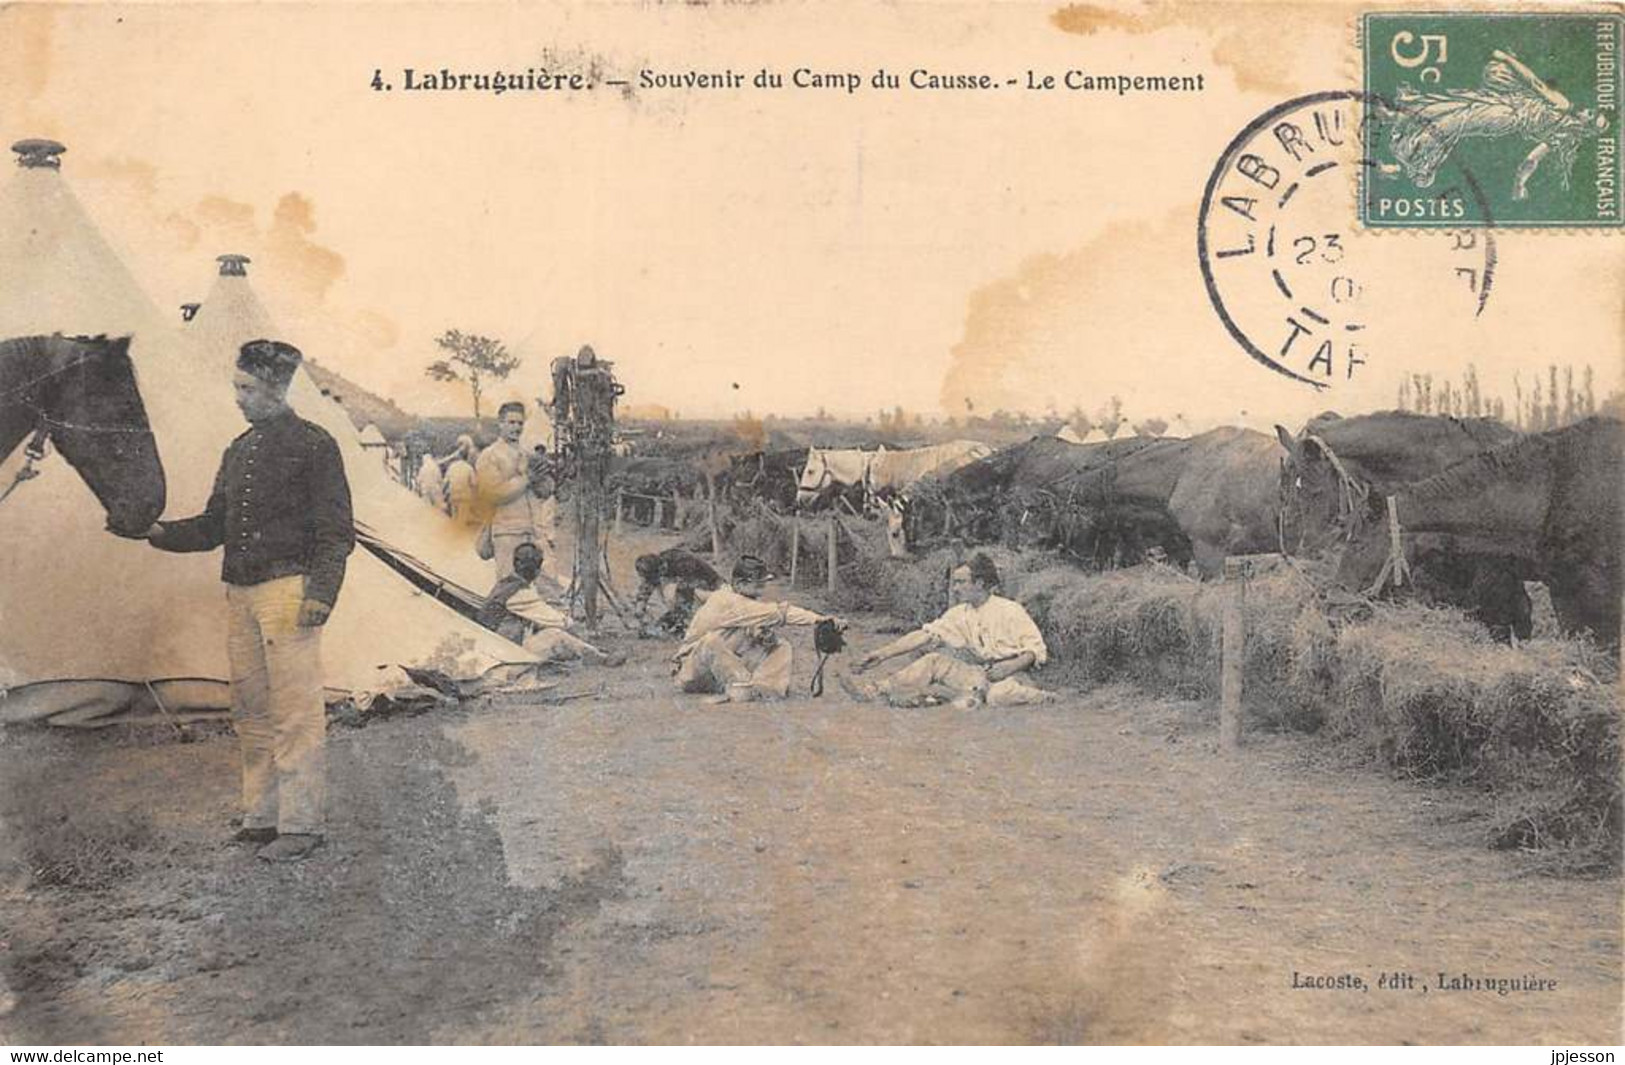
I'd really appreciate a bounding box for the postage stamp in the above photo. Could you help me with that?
[1361,11,1624,228]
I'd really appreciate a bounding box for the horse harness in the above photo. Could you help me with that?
[0,418,49,506]
[1361,494,1413,598]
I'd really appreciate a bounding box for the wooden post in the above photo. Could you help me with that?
[827,512,839,593]
[1220,556,1246,752]
[654,498,666,529]
[614,491,624,535]
[789,514,801,588]
[580,455,603,631]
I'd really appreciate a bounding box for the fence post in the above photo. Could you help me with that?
[1220,556,1247,752]
[707,476,723,558]
[827,512,839,593]
[614,491,624,536]
[789,514,800,588]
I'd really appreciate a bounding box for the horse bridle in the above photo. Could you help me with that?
[1280,433,1372,553]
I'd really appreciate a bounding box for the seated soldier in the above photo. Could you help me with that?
[634,547,723,636]
[479,543,623,666]
[840,552,1055,709]
[672,555,836,704]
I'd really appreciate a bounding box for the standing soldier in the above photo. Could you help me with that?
[476,400,536,580]
[442,434,479,525]
[141,340,354,863]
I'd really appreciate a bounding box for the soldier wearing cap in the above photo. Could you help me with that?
[142,339,354,863]
[671,555,836,703]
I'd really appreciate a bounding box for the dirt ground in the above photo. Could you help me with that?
[1,531,1620,1045]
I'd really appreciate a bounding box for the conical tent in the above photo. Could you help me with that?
[185,260,498,594]
[0,144,533,724]
[1055,424,1084,445]
[358,424,387,447]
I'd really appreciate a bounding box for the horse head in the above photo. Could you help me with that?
[4,335,167,537]
[795,449,829,509]
[1275,424,1368,558]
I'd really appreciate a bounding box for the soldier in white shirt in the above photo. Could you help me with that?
[842,553,1056,708]
[672,555,835,704]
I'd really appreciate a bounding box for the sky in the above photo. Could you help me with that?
[2,1,1619,426]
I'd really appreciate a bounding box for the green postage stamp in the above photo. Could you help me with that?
[1362,11,1624,227]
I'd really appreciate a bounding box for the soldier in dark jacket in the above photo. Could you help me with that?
[143,340,353,863]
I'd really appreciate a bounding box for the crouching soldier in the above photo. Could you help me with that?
[672,555,836,704]
[633,547,723,636]
[479,543,623,666]
[840,552,1055,709]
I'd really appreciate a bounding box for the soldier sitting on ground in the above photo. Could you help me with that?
[839,552,1056,709]
[479,543,624,666]
[671,555,837,704]
[634,547,723,636]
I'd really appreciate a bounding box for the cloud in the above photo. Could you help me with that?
[0,6,57,105]
[940,210,1352,430]
[266,193,347,305]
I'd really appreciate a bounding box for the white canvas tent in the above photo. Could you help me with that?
[0,142,536,726]
[358,423,387,448]
[1080,427,1111,444]
[1055,424,1084,445]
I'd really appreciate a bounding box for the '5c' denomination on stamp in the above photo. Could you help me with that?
[1362,11,1625,228]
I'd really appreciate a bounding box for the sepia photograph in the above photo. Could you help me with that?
[0,0,1620,1047]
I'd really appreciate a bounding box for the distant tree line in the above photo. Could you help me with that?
[1397,363,1616,430]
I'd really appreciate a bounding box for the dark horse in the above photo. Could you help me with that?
[0,334,165,537]
[1336,418,1622,649]
[1276,411,1531,640]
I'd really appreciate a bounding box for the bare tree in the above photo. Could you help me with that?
[1547,365,1560,429]
[1563,366,1576,426]
[1584,365,1596,416]
[425,330,520,419]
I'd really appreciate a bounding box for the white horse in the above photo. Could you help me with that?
[795,447,874,508]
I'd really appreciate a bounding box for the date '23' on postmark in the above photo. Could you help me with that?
[1362,11,1625,228]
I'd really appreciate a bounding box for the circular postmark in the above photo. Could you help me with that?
[1198,90,1498,391]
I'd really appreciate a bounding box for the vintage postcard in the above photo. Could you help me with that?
[0,0,1620,1047]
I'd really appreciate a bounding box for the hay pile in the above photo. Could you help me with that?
[837,545,1620,872]
[1333,608,1620,873]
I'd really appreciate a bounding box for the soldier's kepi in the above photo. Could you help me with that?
[136,338,355,864]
